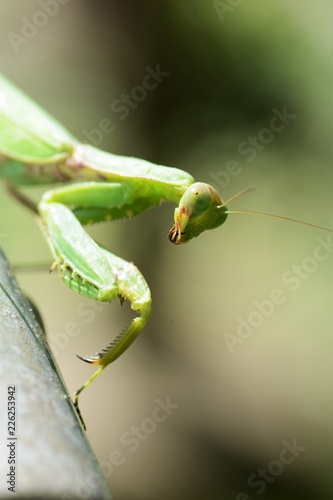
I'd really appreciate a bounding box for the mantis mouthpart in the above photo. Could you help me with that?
[1,72,332,428]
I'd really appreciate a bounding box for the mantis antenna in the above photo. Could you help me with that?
[221,186,333,234]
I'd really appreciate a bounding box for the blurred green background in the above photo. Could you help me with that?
[1,1,333,499]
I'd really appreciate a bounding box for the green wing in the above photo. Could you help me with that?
[0,73,77,164]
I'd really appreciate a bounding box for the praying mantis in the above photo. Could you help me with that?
[0,72,332,426]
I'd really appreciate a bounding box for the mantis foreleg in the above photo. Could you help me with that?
[38,199,152,426]
[73,246,152,426]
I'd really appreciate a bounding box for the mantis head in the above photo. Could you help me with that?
[168,182,333,245]
[168,182,228,244]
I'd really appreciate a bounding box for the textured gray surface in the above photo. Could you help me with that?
[0,248,112,499]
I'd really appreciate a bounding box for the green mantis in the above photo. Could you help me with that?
[0,72,232,423]
[0,72,332,426]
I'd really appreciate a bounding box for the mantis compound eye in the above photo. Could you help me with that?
[168,182,228,244]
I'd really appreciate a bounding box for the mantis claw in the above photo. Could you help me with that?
[75,353,96,364]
